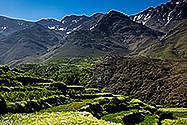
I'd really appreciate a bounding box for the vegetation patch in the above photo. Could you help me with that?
[16,58,99,86]
[0,111,122,125]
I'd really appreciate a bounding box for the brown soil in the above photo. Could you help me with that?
[86,56,187,107]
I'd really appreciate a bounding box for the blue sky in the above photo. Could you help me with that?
[0,0,170,22]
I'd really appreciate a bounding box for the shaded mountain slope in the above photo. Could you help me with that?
[86,56,187,107]
[0,16,34,38]
[0,23,62,65]
[57,11,164,58]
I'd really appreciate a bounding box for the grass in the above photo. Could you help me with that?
[0,99,122,125]
[159,108,187,125]
[101,110,158,125]
[101,110,133,124]
[162,118,187,125]
[0,111,122,125]
[158,108,187,118]
[137,114,158,125]
[38,99,95,113]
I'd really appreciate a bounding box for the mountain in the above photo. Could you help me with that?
[78,13,105,30]
[0,10,165,66]
[54,11,164,58]
[145,20,187,59]
[0,14,105,65]
[0,16,34,38]
[131,0,187,33]
[38,15,89,35]
[0,23,62,65]
[1,0,187,65]
[38,14,105,36]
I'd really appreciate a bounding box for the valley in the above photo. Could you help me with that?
[0,0,187,124]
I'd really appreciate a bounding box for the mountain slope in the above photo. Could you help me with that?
[0,23,62,65]
[38,15,90,34]
[53,11,164,58]
[146,20,187,59]
[0,16,34,38]
[131,0,187,33]
[86,56,187,107]
[0,14,106,65]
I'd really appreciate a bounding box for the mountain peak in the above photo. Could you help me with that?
[91,13,105,18]
[61,14,89,22]
[131,0,187,32]
[107,10,128,18]
[171,0,187,2]
[102,10,130,23]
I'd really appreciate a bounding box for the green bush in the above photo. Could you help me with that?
[16,58,98,86]
[103,103,119,113]
[0,94,7,114]
[156,110,174,121]
[122,111,145,125]
[94,97,110,105]
[89,103,104,118]
[143,104,157,113]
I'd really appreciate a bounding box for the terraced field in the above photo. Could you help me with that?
[1,58,187,125]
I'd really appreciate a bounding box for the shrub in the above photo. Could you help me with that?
[122,111,145,125]
[110,97,121,105]
[143,104,157,113]
[157,111,174,121]
[103,103,119,113]
[118,103,128,111]
[94,97,110,105]
[130,99,145,106]
[116,96,128,103]
[30,100,40,111]
[0,95,7,114]
[88,102,104,118]
[79,105,91,112]
[49,82,67,92]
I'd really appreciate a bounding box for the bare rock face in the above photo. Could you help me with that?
[86,56,187,107]
[131,0,187,33]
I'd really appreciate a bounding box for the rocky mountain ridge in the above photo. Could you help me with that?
[61,11,164,57]
[131,0,187,32]
[0,0,186,65]
[0,16,34,38]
